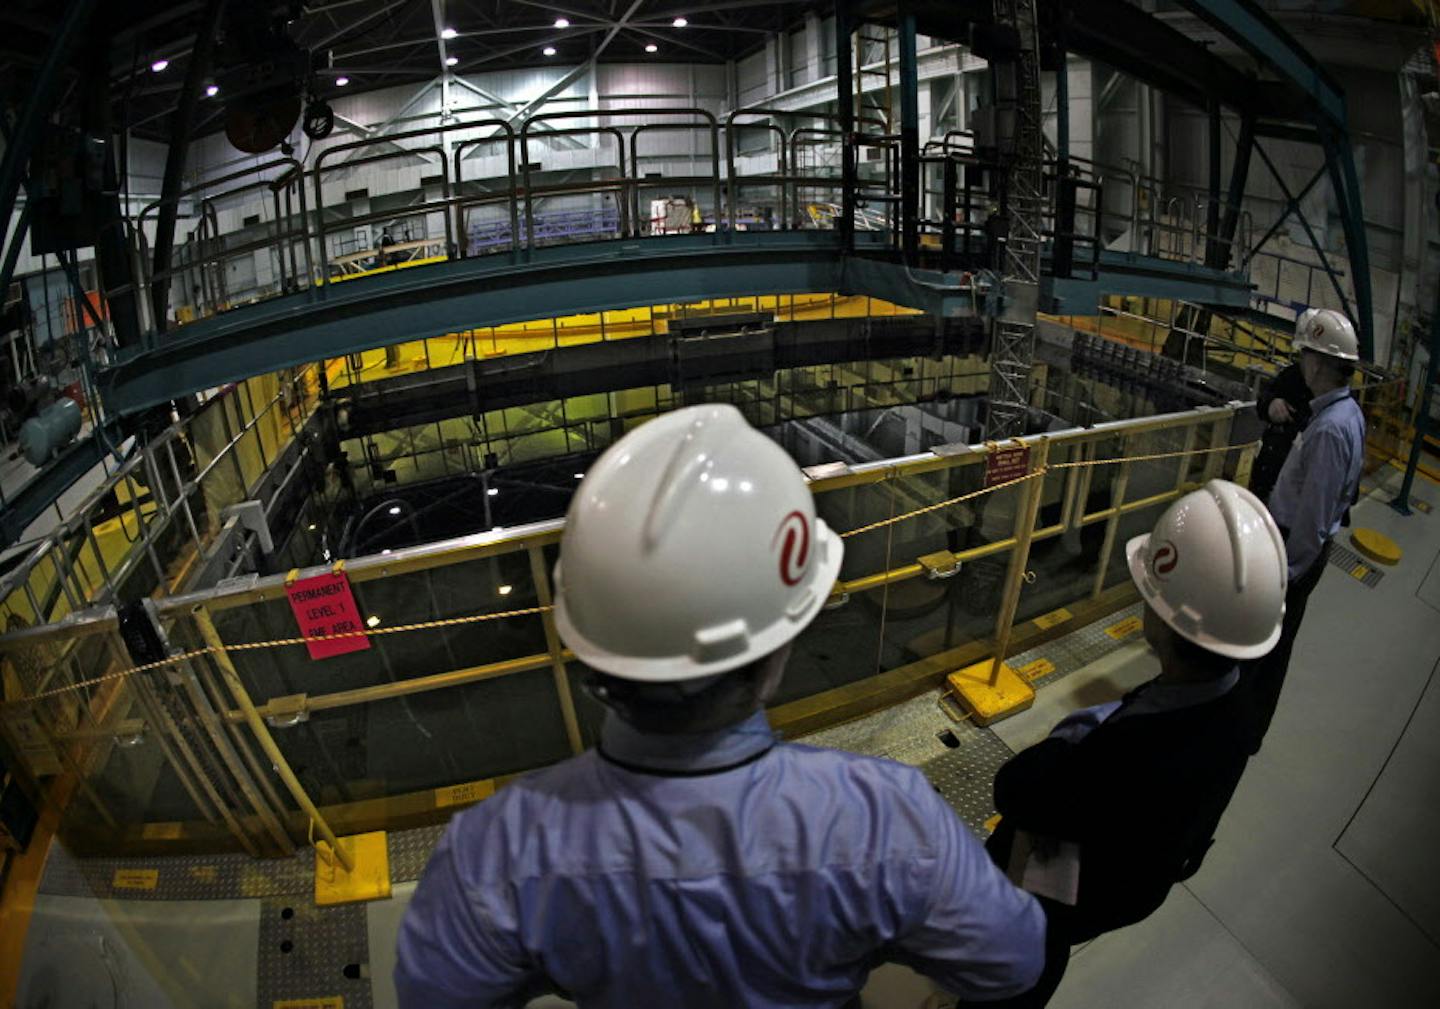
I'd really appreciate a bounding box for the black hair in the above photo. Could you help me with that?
[586,657,773,735]
[1170,631,1237,680]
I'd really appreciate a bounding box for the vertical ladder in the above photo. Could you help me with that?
[854,27,893,130]
[985,0,1045,438]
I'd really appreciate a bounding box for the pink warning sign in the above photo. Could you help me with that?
[285,571,372,660]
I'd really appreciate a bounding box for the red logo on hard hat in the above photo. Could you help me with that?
[1152,541,1179,580]
[774,511,811,587]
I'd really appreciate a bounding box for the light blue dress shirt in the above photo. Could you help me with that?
[395,710,1045,1008]
[1265,386,1366,580]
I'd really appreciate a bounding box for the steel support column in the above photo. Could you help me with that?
[985,0,1045,439]
[898,10,920,264]
[1252,138,1356,326]
[150,0,229,335]
[1212,113,1254,271]
[1323,127,1375,360]
[1207,102,1223,249]
[835,1,856,252]
[0,0,99,297]
[1056,52,1069,163]
[1391,292,1440,515]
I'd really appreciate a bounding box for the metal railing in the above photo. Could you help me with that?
[83,108,1251,336]
[0,402,1253,857]
[0,365,324,648]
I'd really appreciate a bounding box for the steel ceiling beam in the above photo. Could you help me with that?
[1171,0,1346,128]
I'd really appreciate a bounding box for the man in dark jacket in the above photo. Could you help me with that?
[981,480,1289,1007]
[1252,362,1312,503]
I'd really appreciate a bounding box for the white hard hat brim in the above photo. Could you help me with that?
[1125,533,1282,662]
[1294,337,1361,362]
[554,518,846,682]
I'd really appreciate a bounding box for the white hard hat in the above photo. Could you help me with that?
[553,404,844,682]
[1125,480,1288,661]
[1293,308,1360,362]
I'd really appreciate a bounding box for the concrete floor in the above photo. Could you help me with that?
[13,465,1440,1008]
[1028,465,1440,1009]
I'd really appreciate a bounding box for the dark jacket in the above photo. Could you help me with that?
[986,679,1253,943]
[1251,364,1312,504]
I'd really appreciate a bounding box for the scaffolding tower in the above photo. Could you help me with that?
[984,0,1045,438]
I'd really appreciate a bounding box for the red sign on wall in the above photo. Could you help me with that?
[984,446,1031,488]
[285,571,372,660]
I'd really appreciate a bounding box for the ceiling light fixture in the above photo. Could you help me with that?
[554,17,569,28]
[543,46,557,56]
[441,27,457,39]
[672,17,688,28]
[150,59,169,73]
[445,55,458,66]
[388,505,402,516]
[645,43,658,53]
[498,584,513,596]
[487,487,499,496]
[205,84,219,97]
[366,615,382,628]
[335,75,350,86]
[574,472,585,479]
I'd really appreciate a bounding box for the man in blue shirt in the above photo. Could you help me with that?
[395,404,1046,1008]
[1249,308,1366,750]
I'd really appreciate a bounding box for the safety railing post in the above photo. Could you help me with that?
[526,544,584,755]
[193,603,354,872]
[1091,434,1134,598]
[988,437,1051,687]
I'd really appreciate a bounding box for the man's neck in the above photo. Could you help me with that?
[1155,658,1217,687]
[1309,378,1347,401]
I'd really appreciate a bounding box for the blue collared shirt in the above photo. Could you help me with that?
[395,711,1045,1008]
[1266,386,1366,580]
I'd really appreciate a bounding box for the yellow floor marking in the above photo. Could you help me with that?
[1032,607,1072,631]
[1105,615,1143,640]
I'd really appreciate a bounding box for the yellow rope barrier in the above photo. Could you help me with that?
[6,439,1259,707]
[12,605,554,705]
[839,440,1258,540]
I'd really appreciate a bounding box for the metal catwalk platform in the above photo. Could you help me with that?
[95,231,1254,418]
[14,451,1440,1007]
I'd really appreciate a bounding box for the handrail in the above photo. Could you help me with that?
[517,120,628,245]
[626,117,723,235]
[451,121,519,255]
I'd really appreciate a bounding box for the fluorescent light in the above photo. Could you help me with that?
[574,472,585,479]
[487,487,499,496]
[366,615,381,628]
[150,59,169,73]
[388,505,402,516]
[307,523,316,531]
[445,55,458,66]
[554,17,569,28]
[335,76,350,87]
[543,46,557,56]
[672,17,688,28]
[645,43,658,53]
[205,84,219,97]
[441,27,457,39]
[498,584,513,596]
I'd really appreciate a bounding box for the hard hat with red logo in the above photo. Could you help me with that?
[1126,479,1288,660]
[553,404,844,682]
[1293,307,1360,362]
